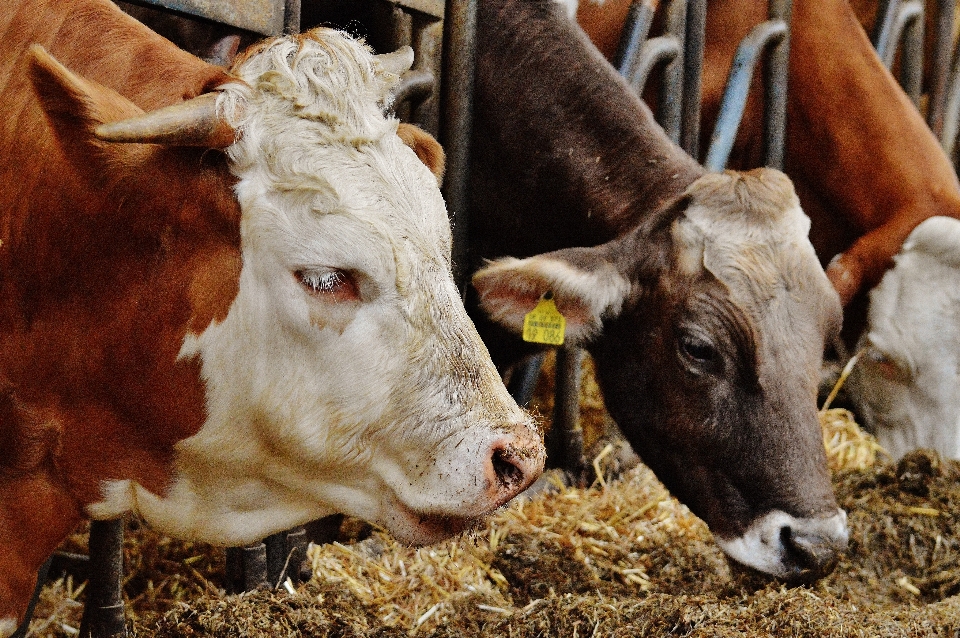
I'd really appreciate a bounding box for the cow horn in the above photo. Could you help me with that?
[375,46,414,76]
[94,92,236,148]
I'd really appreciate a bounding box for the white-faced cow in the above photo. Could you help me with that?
[0,0,545,629]
[469,0,847,583]
[850,217,960,461]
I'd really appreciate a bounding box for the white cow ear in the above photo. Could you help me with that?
[472,248,631,346]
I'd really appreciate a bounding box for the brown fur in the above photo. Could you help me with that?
[0,0,241,623]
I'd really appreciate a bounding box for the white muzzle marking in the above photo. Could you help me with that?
[715,508,849,579]
[1,618,18,638]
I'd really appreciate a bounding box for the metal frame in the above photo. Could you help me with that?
[704,0,792,171]
[872,0,925,106]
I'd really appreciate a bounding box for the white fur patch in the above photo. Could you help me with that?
[85,479,136,520]
[554,0,579,20]
[0,618,17,638]
[474,255,631,344]
[96,29,543,547]
[715,509,848,579]
[850,216,960,460]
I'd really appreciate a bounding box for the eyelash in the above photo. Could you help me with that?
[295,268,360,302]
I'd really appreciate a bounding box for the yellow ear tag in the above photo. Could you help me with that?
[522,293,566,345]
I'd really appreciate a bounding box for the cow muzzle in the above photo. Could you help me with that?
[715,508,849,584]
[485,426,546,508]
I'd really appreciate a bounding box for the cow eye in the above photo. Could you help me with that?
[295,268,360,303]
[864,347,909,383]
[678,333,717,365]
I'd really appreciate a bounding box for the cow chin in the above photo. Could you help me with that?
[714,509,849,584]
[381,506,484,546]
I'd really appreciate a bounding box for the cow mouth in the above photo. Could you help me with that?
[387,501,488,546]
[405,511,482,545]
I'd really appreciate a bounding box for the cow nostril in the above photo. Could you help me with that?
[491,447,524,489]
[780,525,842,583]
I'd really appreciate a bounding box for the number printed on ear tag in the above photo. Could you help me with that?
[522,294,566,345]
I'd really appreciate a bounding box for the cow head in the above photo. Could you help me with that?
[850,216,960,461]
[29,29,543,548]
[474,168,847,582]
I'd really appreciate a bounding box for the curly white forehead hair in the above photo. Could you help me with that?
[220,28,405,149]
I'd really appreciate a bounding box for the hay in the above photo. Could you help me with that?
[25,353,960,637]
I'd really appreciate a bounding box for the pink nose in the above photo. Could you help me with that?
[485,427,545,507]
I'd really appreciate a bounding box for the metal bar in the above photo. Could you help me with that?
[895,1,925,106]
[681,0,707,158]
[506,352,547,408]
[10,557,52,638]
[872,0,898,55]
[283,0,300,34]
[393,69,436,107]
[927,0,956,135]
[78,520,127,638]
[265,526,308,587]
[626,36,682,101]
[939,59,960,162]
[127,0,286,35]
[762,0,792,169]
[878,0,923,69]
[547,347,588,486]
[439,0,477,290]
[225,543,268,593]
[657,0,687,143]
[615,0,656,76]
[704,19,787,172]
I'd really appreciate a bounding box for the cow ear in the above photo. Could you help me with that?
[472,247,631,346]
[397,123,445,184]
[28,45,147,146]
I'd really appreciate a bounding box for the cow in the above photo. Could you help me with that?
[0,0,545,630]
[468,0,848,585]
[577,0,960,319]
[849,216,960,460]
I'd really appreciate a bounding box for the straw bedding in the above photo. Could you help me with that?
[25,355,960,637]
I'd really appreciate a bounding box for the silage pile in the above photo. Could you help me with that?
[26,356,960,637]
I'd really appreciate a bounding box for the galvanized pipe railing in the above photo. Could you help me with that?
[617,0,688,143]
[704,18,788,171]
[927,0,955,136]
[681,0,707,158]
[439,0,477,291]
[872,0,925,106]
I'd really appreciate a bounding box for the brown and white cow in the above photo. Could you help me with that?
[0,0,544,629]
[469,0,847,584]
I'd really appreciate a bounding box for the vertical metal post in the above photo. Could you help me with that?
[225,543,268,593]
[547,347,588,486]
[439,0,477,289]
[658,0,687,143]
[681,0,706,158]
[10,557,52,638]
[896,2,924,107]
[283,0,301,34]
[265,526,308,587]
[762,0,792,169]
[78,520,127,638]
[927,0,956,136]
[614,0,656,74]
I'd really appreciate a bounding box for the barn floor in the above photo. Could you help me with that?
[27,356,960,637]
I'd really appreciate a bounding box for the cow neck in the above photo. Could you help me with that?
[785,0,960,251]
[475,0,704,250]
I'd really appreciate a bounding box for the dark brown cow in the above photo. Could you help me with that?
[470,0,847,584]
[0,0,545,629]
